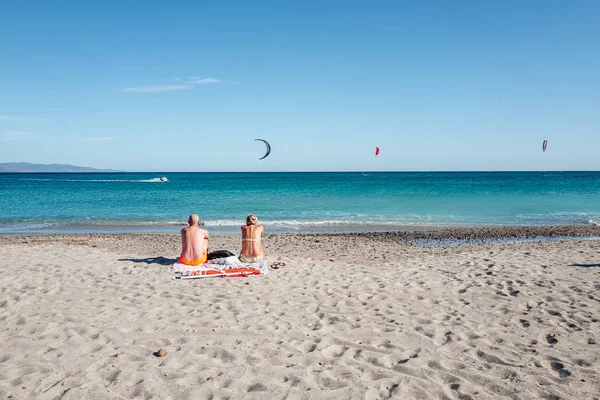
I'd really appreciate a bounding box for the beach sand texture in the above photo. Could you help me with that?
[0,234,599,399]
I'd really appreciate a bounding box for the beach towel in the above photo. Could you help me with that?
[172,256,268,280]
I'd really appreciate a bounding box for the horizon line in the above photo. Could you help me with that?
[1,170,598,174]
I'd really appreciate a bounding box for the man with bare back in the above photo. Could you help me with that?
[179,214,209,265]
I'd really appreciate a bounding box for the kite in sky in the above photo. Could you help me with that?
[255,139,271,160]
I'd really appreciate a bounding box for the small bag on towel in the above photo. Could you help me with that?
[207,250,235,260]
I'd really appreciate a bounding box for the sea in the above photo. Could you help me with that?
[1,171,599,235]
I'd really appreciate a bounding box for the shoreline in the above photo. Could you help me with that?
[2,224,600,240]
[0,221,462,236]
[2,225,600,261]
[2,221,599,236]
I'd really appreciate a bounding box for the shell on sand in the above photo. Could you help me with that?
[157,349,167,357]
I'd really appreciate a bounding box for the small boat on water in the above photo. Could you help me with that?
[160,177,168,182]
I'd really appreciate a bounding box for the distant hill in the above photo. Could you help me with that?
[0,162,122,173]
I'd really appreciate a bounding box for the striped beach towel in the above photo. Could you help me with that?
[172,257,268,280]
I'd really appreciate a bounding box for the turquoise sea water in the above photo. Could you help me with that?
[0,172,599,234]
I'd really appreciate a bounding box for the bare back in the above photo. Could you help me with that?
[181,225,209,260]
[240,224,263,258]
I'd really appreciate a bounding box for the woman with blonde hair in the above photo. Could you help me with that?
[239,214,264,262]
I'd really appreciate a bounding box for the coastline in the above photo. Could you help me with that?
[2,221,600,236]
[1,227,599,399]
[2,225,600,259]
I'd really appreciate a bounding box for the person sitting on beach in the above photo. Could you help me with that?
[239,214,264,262]
[179,214,209,265]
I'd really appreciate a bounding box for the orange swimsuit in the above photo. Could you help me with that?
[179,251,208,266]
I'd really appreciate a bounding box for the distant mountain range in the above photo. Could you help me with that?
[0,162,122,173]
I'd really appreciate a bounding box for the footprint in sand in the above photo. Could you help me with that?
[546,334,558,345]
[550,361,572,378]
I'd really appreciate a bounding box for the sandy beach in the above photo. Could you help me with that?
[1,229,599,399]
[4,0,600,398]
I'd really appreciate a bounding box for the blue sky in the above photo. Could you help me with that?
[0,0,598,171]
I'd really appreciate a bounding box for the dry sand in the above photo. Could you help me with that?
[0,231,599,399]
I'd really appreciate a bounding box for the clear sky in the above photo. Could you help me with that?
[1,0,598,171]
